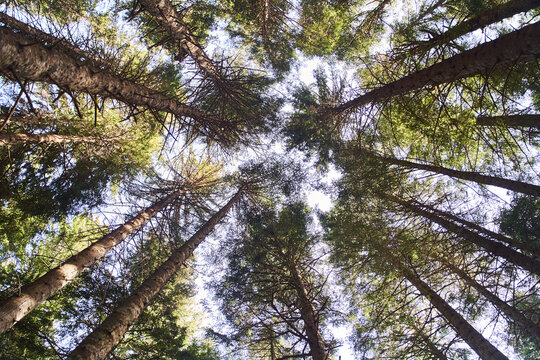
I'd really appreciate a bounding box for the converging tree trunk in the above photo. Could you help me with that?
[378,245,509,360]
[0,133,103,146]
[67,187,244,360]
[417,0,540,52]
[138,0,224,85]
[372,151,540,197]
[442,259,540,342]
[287,261,327,360]
[0,24,232,143]
[329,21,540,115]
[414,201,540,256]
[476,114,540,129]
[390,196,540,276]
[0,189,183,335]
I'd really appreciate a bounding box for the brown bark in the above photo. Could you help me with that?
[138,0,223,84]
[329,21,540,115]
[419,0,540,51]
[0,190,182,335]
[287,262,327,360]
[415,201,540,256]
[0,26,230,142]
[0,132,102,146]
[67,187,244,360]
[378,245,508,360]
[443,259,540,342]
[375,152,540,197]
[476,114,540,129]
[391,196,540,276]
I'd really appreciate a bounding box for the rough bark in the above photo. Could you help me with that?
[476,114,540,129]
[375,153,540,197]
[415,201,540,256]
[287,262,327,360]
[67,187,244,360]
[419,0,540,51]
[443,259,540,342]
[379,246,508,360]
[0,190,182,335]
[138,0,223,84]
[391,196,540,276]
[329,20,540,115]
[0,26,229,142]
[0,132,102,146]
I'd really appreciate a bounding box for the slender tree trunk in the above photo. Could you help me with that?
[0,132,102,146]
[476,114,540,129]
[138,0,223,85]
[419,0,540,51]
[0,190,182,335]
[373,152,540,197]
[410,324,449,360]
[329,21,540,115]
[390,196,540,276]
[287,262,327,360]
[378,245,508,360]
[67,187,244,360]
[443,259,540,342]
[0,25,230,142]
[414,201,540,256]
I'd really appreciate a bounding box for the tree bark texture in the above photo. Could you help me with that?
[476,114,540,129]
[392,197,540,276]
[379,246,509,360]
[0,190,182,335]
[288,262,327,360]
[443,260,540,342]
[0,26,227,140]
[420,0,540,50]
[377,154,540,197]
[0,132,101,146]
[67,187,244,360]
[330,20,540,115]
[138,0,223,84]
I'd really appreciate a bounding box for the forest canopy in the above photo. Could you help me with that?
[0,0,539,359]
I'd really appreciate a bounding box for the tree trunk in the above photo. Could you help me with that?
[67,187,244,360]
[411,324,449,360]
[0,132,102,146]
[138,0,223,85]
[476,114,540,129]
[0,25,231,143]
[414,201,540,256]
[287,262,327,360]
[419,0,540,52]
[329,21,540,115]
[378,245,508,360]
[390,196,540,276]
[443,259,540,342]
[375,152,540,197]
[0,190,182,335]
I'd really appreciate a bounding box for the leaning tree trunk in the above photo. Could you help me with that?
[414,200,540,256]
[67,187,244,360]
[329,20,540,115]
[0,189,183,335]
[416,0,540,53]
[373,151,540,197]
[0,132,103,146]
[378,245,508,360]
[0,24,232,144]
[389,196,540,276]
[442,259,540,342]
[288,261,327,360]
[476,114,540,129]
[138,0,224,85]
